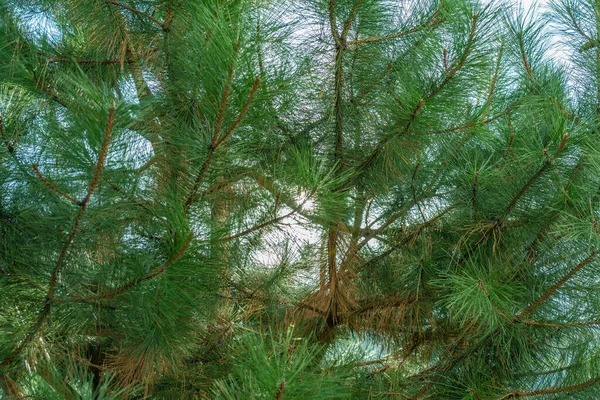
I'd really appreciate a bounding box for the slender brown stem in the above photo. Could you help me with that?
[497,134,568,226]
[517,251,599,319]
[566,6,592,42]
[521,319,600,328]
[106,0,167,31]
[328,0,342,47]
[214,77,261,148]
[496,374,600,399]
[361,13,477,171]
[346,7,441,45]
[209,203,302,243]
[185,76,260,211]
[32,164,81,205]
[0,106,116,369]
[53,233,193,303]
[274,380,286,400]
[49,105,115,299]
[341,0,364,40]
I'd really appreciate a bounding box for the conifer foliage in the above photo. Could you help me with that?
[2,0,600,398]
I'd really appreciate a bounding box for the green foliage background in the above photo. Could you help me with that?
[2,0,600,398]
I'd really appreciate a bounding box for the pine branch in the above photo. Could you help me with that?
[517,32,583,124]
[359,202,460,270]
[520,319,600,328]
[185,76,260,211]
[328,0,342,48]
[497,133,568,227]
[214,77,261,148]
[360,13,478,171]
[341,0,364,40]
[45,55,131,64]
[185,65,234,211]
[517,251,599,319]
[422,101,519,135]
[274,380,286,400]
[346,6,442,45]
[31,165,80,205]
[0,374,24,399]
[496,374,600,399]
[421,250,600,395]
[565,6,592,42]
[208,201,303,243]
[53,233,193,303]
[32,72,68,108]
[49,105,115,298]
[106,0,167,31]
[0,106,115,369]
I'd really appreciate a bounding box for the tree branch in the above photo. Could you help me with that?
[0,106,116,369]
[32,164,81,205]
[346,7,442,45]
[517,251,599,319]
[360,13,478,171]
[53,233,193,303]
[497,374,600,399]
[106,0,167,31]
[184,76,260,211]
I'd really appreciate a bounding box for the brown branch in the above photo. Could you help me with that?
[49,105,116,298]
[425,13,478,102]
[106,0,167,31]
[32,164,81,205]
[46,55,129,64]
[328,0,342,48]
[360,13,477,171]
[341,0,364,40]
[0,106,116,368]
[33,73,68,108]
[0,374,24,399]
[359,203,460,270]
[566,6,592,42]
[213,66,237,142]
[346,7,442,45]
[421,101,518,135]
[209,203,302,243]
[214,77,261,148]
[274,380,286,400]
[53,233,193,303]
[521,319,600,328]
[518,33,533,82]
[184,64,234,212]
[497,374,600,399]
[481,42,504,116]
[497,133,568,226]
[184,76,260,211]
[517,251,599,319]
[516,32,584,124]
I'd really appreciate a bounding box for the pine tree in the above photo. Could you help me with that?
[2,0,600,398]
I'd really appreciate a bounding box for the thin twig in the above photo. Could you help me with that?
[54,233,193,303]
[346,7,441,45]
[32,164,81,205]
[0,105,116,368]
[517,251,599,319]
[106,0,167,31]
[496,374,600,399]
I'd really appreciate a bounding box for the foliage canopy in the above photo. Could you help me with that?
[2,0,600,398]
